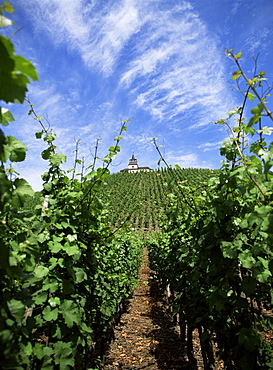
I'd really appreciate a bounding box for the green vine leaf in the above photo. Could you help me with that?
[0,107,14,126]
[257,126,273,136]
[234,51,242,60]
[2,1,14,14]
[53,342,74,368]
[35,130,44,139]
[34,265,49,279]
[44,132,56,143]
[5,135,27,162]
[13,55,38,81]
[12,178,34,207]
[0,14,12,28]
[0,35,37,103]
[42,306,59,321]
[33,343,44,360]
[33,292,48,305]
[41,147,53,160]
[48,297,60,307]
[247,92,256,102]
[7,299,25,325]
[231,70,242,80]
[60,300,81,328]
[49,153,66,167]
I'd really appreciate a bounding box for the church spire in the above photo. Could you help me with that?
[128,154,138,171]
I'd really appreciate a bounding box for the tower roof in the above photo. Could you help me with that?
[129,154,138,165]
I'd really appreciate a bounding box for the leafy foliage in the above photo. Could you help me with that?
[147,51,273,369]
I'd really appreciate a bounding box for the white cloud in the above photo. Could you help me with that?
[165,152,214,169]
[29,0,91,45]
[118,3,237,128]
[198,140,226,152]
[120,44,175,86]
[20,0,238,129]
[167,153,198,167]
[245,28,270,55]
[231,0,242,15]
[83,0,141,74]
[23,0,144,75]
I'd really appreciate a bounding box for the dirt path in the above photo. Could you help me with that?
[103,248,203,370]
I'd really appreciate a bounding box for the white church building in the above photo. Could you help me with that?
[120,154,153,173]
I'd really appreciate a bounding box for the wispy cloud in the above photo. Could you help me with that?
[83,0,142,74]
[118,3,237,128]
[245,28,270,55]
[231,0,242,15]
[198,140,226,152]
[23,0,144,75]
[165,152,214,168]
[166,152,212,168]
[20,0,238,130]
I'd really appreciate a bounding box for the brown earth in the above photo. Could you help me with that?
[103,248,209,370]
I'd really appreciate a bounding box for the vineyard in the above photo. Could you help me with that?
[99,168,218,230]
[1,2,273,370]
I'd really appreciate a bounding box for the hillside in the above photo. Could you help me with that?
[99,167,219,230]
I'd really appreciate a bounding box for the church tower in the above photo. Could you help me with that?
[128,154,138,173]
[120,154,152,173]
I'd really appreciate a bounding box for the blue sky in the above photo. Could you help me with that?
[2,0,273,190]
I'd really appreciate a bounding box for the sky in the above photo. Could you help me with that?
[2,0,273,191]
